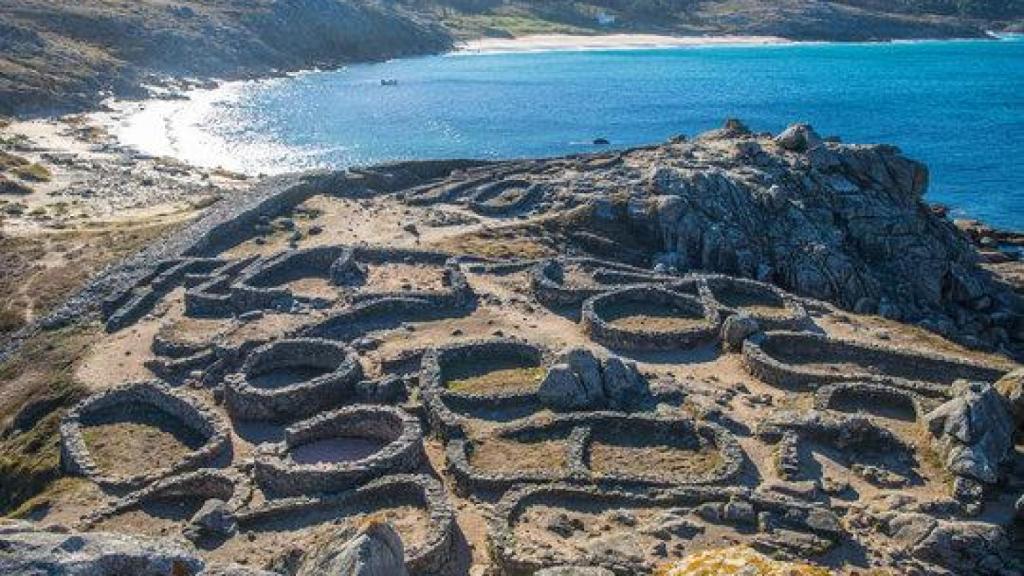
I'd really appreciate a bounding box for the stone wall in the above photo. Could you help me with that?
[742,330,1008,395]
[223,338,364,422]
[582,286,720,350]
[60,381,230,490]
[253,405,424,496]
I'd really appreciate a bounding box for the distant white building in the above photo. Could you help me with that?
[596,11,617,26]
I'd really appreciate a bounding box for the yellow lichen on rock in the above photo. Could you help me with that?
[655,545,833,576]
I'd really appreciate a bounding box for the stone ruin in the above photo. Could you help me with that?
[8,123,1023,576]
[254,405,425,496]
[223,338,363,422]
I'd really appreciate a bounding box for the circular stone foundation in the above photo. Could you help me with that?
[235,474,455,574]
[530,258,674,307]
[741,330,1006,393]
[231,246,352,312]
[701,275,808,330]
[488,483,841,575]
[60,381,230,490]
[470,179,540,215]
[814,382,929,422]
[420,340,546,440]
[254,405,424,496]
[223,338,363,422]
[582,286,719,350]
[82,470,238,533]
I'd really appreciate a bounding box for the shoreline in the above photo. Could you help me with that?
[456,33,792,54]
[4,34,1022,237]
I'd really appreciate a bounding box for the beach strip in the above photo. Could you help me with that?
[457,33,791,54]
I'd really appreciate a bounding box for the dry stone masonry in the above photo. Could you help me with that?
[8,123,1023,576]
[60,381,231,490]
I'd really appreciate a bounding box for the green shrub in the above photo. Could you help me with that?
[0,176,33,196]
[12,163,52,183]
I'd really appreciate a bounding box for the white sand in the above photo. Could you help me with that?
[457,33,790,54]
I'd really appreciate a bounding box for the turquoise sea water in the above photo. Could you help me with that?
[148,37,1024,230]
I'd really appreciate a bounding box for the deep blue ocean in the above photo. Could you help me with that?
[135,37,1024,230]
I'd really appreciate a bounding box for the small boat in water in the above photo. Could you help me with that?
[380,79,399,86]
[593,137,610,145]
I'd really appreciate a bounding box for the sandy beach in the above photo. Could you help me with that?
[458,33,790,54]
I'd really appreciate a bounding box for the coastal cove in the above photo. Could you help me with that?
[104,36,1024,231]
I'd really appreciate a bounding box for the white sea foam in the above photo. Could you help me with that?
[97,79,319,176]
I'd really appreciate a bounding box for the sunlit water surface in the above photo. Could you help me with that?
[110,37,1024,229]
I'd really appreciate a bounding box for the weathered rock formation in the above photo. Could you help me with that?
[297,521,408,576]
[636,123,1011,350]
[538,347,651,411]
[925,381,1015,485]
[0,521,270,576]
[995,367,1024,429]
[399,120,1023,358]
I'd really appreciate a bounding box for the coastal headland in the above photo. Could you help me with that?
[1,114,1023,575]
[1,2,1024,575]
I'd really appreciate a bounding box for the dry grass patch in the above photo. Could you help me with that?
[0,150,29,171]
[603,301,706,332]
[446,365,546,395]
[80,413,203,477]
[0,325,95,514]
[0,175,34,196]
[0,221,178,330]
[11,163,52,182]
[469,437,568,474]
[589,438,724,480]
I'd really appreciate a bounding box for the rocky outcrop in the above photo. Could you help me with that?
[882,513,1016,575]
[994,368,1024,430]
[400,122,1023,358]
[297,521,408,576]
[639,123,1007,348]
[924,381,1014,484]
[0,520,270,576]
[538,348,651,411]
[720,314,761,352]
[185,498,237,542]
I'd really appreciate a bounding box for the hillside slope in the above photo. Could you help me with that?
[0,0,453,116]
[2,0,1022,117]
[438,0,1023,40]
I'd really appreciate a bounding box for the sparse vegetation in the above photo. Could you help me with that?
[446,365,546,394]
[11,163,53,183]
[442,10,594,39]
[0,325,95,514]
[0,222,177,332]
[0,306,26,333]
[0,175,33,196]
[0,151,29,171]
